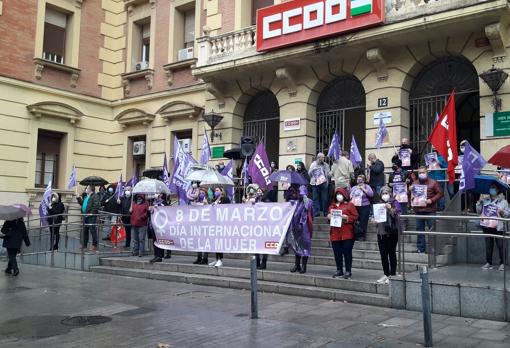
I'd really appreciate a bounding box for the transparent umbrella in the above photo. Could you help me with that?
[185,166,234,187]
[132,179,171,195]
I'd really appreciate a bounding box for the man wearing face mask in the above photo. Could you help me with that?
[411,166,443,253]
[367,153,385,196]
[77,185,102,251]
[309,152,331,217]
[117,187,132,250]
[391,138,418,171]
[101,184,120,241]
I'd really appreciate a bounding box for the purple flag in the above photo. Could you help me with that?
[115,173,123,199]
[67,165,77,190]
[247,142,272,189]
[460,143,486,192]
[127,173,137,188]
[221,159,234,202]
[170,137,197,205]
[242,158,249,186]
[162,153,171,189]
[375,118,388,149]
[199,130,211,165]
[327,130,340,161]
[350,135,362,167]
[39,180,52,227]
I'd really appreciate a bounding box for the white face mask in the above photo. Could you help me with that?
[125,191,131,197]
[381,194,390,202]
[52,197,57,203]
[418,173,427,180]
[192,183,198,189]
[460,146,465,153]
[336,194,343,203]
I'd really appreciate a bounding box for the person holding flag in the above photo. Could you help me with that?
[101,180,121,241]
[47,193,65,251]
[39,181,53,227]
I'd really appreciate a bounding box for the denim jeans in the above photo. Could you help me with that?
[132,226,147,256]
[82,216,98,248]
[331,239,355,273]
[312,182,329,217]
[415,212,434,252]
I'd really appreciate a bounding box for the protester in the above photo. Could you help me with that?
[476,184,510,271]
[367,153,385,195]
[149,194,170,263]
[192,187,210,265]
[270,161,278,172]
[309,152,331,217]
[2,218,30,276]
[411,166,443,253]
[327,188,358,279]
[331,151,354,189]
[117,187,132,250]
[286,164,296,171]
[186,181,200,202]
[77,185,101,251]
[210,186,230,267]
[287,185,313,274]
[217,161,226,173]
[47,192,65,251]
[268,161,279,202]
[388,159,409,216]
[350,174,373,241]
[427,149,447,211]
[375,186,400,284]
[244,184,267,269]
[101,184,120,241]
[392,137,418,171]
[130,194,149,257]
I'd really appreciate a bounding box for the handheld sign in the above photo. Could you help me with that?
[330,209,343,228]
[373,204,387,223]
[411,185,427,207]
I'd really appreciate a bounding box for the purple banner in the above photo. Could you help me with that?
[151,203,296,254]
[248,142,272,189]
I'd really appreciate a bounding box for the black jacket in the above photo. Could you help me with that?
[368,159,385,188]
[48,200,65,225]
[102,192,120,213]
[118,196,132,220]
[2,219,30,250]
[391,145,419,170]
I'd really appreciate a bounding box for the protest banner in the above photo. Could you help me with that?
[399,149,411,167]
[373,204,387,223]
[411,184,427,207]
[480,204,499,229]
[151,203,296,254]
[393,183,408,203]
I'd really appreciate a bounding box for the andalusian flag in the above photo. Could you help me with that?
[351,0,372,16]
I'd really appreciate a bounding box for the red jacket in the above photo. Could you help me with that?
[411,178,443,213]
[130,201,149,227]
[328,188,359,241]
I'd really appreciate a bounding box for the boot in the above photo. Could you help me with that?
[150,256,162,264]
[164,250,172,259]
[299,256,308,274]
[12,269,19,277]
[255,255,261,269]
[200,258,209,265]
[290,255,301,273]
[259,256,267,270]
[193,253,202,264]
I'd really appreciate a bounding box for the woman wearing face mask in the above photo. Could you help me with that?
[388,159,408,216]
[118,187,132,250]
[149,194,171,263]
[295,161,311,194]
[287,185,313,274]
[129,194,149,257]
[192,187,210,265]
[210,186,230,267]
[48,193,65,251]
[350,175,373,241]
[375,186,401,284]
[327,188,358,279]
[476,184,510,271]
[101,184,120,241]
[186,181,200,202]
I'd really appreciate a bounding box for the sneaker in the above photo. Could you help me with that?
[333,270,344,278]
[209,260,218,266]
[376,275,389,284]
[90,245,97,252]
[482,263,493,270]
[384,278,390,284]
[150,257,162,264]
[499,264,505,272]
[343,272,352,279]
[215,260,223,267]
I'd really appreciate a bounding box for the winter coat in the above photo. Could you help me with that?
[476,194,510,232]
[331,156,354,188]
[368,159,385,188]
[296,161,311,184]
[309,160,330,186]
[375,189,401,236]
[388,169,408,186]
[102,190,120,214]
[328,188,359,241]
[130,201,149,227]
[410,178,443,213]
[2,219,30,250]
[48,197,65,226]
[77,193,101,215]
[118,196,132,222]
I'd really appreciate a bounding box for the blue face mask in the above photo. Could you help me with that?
[489,188,498,196]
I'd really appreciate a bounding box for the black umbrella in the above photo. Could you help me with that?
[142,168,163,180]
[79,176,108,186]
[223,148,243,160]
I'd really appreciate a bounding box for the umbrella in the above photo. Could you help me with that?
[488,144,510,168]
[0,205,26,220]
[223,148,243,160]
[133,179,171,195]
[79,176,108,186]
[142,168,163,179]
[469,175,510,194]
[268,170,308,185]
[186,167,234,187]
[13,204,32,218]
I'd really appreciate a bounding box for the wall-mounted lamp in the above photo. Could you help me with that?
[479,65,508,112]
[202,111,223,142]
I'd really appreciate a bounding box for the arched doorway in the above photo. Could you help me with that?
[409,57,480,153]
[243,90,280,163]
[316,76,366,158]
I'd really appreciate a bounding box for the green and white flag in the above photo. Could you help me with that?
[351,0,372,16]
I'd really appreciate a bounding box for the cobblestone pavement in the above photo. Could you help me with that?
[0,264,509,348]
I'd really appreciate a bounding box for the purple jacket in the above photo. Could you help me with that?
[349,184,374,206]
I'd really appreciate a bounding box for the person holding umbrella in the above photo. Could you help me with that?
[476,183,510,271]
[2,217,30,276]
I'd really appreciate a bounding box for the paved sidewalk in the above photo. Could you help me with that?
[0,264,509,348]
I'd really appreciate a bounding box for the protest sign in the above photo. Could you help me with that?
[393,183,408,203]
[330,209,343,227]
[399,149,411,167]
[480,204,499,229]
[373,204,387,223]
[411,184,427,207]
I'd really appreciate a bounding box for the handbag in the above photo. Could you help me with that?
[110,218,126,243]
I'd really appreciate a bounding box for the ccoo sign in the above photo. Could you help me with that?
[256,0,384,51]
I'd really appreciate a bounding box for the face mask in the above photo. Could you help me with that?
[52,197,57,203]
[297,166,302,171]
[136,198,143,204]
[108,188,114,193]
[381,194,390,202]
[489,188,498,196]
[392,165,398,171]
[257,191,263,197]
[125,191,131,198]
[214,191,221,198]
[336,194,343,203]
[199,193,206,200]
[418,173,427,180]
[357,179,364,184]
[192,183,198,189]
[460,146,465,153]
[248,188,255,194]
[271,163,276,168]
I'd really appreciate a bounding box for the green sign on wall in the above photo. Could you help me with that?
[212,146,225,159]
[494,111,510,136]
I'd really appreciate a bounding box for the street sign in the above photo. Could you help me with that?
[378,97,388,108]
[212,146,225,159]
[494,111,510,136]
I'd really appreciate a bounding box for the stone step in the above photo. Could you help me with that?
[91,265,390,307]
[312,230,417,243]
[98,256,389,295]
[312,238,417,252]
[309,246,449,263]
[170,251,422,272]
